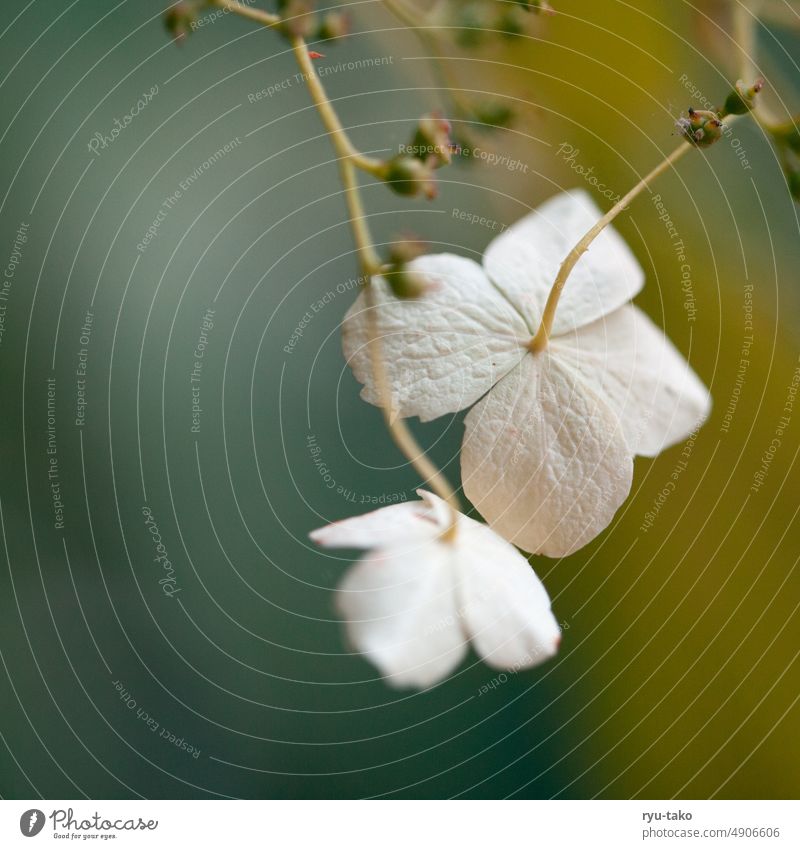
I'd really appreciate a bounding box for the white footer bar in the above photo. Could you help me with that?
[1,799,797,848]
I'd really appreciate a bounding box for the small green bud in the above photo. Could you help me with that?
[473,101,515,128]
[316,11,348,41]
[676,107,724,148]
[722,78,764,117]
[384,266,428,299]
[387,234,427,267]
[453,3,486,48]
[385,234,428,297]
[495,10,526,38]
[380,156,438,199]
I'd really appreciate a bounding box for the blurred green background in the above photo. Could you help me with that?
[0,0,798,799]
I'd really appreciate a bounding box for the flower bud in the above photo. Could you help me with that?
[380,156,438,199]
[316,11,348,41]
[722,78,764,117]
[383,237,429,297]
[410,113,458,168]
[387,234,427,267]
[276,0,318,39]
[473,101,514,128]
[495,9,526,37]
[384,266,428,299]
[453,3,487,48]
[676,108,724,148]
[164,2,197,43]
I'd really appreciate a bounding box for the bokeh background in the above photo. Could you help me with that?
[1,0,799,799]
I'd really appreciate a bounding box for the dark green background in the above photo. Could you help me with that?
[0,0,798,798]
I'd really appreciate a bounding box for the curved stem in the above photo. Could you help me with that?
[529,142,692,352]
[291,38,382,272]
[217,5,463,525]
[291,37,461,536]
[213,2,384,177]
[525,114,752,353]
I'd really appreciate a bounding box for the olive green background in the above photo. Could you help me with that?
[0,0,798,799]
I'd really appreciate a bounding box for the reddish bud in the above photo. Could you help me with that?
[411,112,459,168]
[676,107,724,147]
[164,2,197,43]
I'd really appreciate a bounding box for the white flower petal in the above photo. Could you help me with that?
[551,304,712,457]
[342,253,529,422]
[336,544,467,688]
[483,189,645,336]
[461,353,633,557]
[456,519,561,669]
[310,500,439,550]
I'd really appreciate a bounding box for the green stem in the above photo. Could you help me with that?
[530,114,744,352]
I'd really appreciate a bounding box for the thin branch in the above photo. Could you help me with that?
[291,36,463,532]
[530,114,744,353]
[212,0,281,28]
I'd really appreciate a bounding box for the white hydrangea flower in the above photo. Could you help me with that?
[310,491,561,689]
[343,190,711,556]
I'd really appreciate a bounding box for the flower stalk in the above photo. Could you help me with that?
[205,3,755,539]
[530,111,746,353]
[528,141,691,352]
[283,25,462,537]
